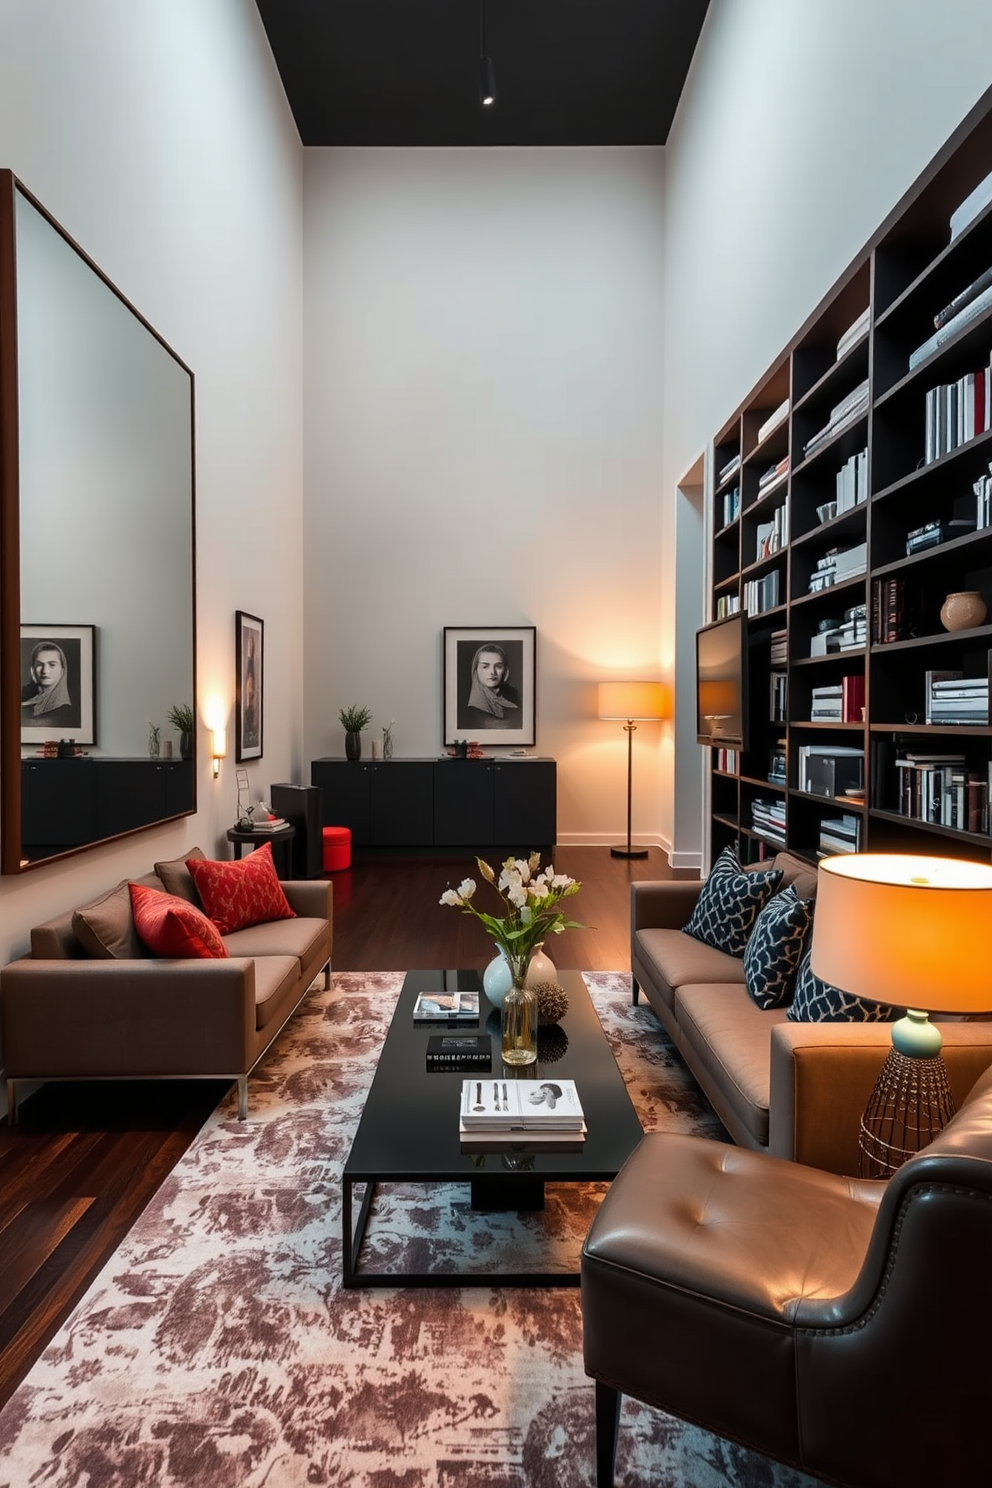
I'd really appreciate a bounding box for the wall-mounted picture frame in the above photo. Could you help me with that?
[443,626,536,747]
[235,610,263,761]
[20,623,96,745]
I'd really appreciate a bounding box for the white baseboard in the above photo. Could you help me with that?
[555,832,664,849]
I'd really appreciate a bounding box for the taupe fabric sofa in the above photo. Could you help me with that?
[1,850,332,1122]
[631,850,992,1175]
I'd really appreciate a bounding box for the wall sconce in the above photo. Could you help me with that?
[211,727,227,778]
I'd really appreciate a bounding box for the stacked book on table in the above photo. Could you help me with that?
[459,1077,586,1144]
[925,670,990,725]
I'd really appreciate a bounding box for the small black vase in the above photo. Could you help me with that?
[179,731,193,761]
[345,731,362,761]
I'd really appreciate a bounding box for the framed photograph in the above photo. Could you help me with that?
[235,611,263,761]
[20,624,96,745]
[443,626,536,747]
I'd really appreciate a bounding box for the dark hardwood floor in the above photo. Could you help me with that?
[0,845,685,1408]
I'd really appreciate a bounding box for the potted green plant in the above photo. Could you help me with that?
[339,704,372,761]
[167,703,196,760]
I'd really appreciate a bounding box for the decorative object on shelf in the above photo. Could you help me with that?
[443,626,536,748]
[382,719,395,759]
[235,611,263,762]
[339,704,372,762]
[598,681,670,859]
[439,853,584,1066]
[532,979,569,1024]
[939,590,987,632]
[812,852,992,1178]
[235,766,253,829]
[147,721,160,759]
[167,703,195,761]
[20,623,97,747]
[481,942,556,1010]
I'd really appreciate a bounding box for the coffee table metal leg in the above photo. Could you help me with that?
[342,1178,376,1288]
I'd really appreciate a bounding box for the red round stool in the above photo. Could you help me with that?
[322,825,352,872]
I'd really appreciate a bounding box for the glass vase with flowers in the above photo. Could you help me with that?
[440,854,584,1065]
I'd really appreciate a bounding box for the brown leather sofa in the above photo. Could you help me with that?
[581,1060,992,1488]
[1,850,332,1122]
[631,850,992,1174]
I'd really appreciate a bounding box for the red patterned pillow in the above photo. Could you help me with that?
[128,882,229,959]
[185,841,296,935]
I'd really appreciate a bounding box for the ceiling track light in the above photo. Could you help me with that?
[479,0,496,106]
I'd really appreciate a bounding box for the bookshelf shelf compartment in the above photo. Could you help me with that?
[705,86,992,866]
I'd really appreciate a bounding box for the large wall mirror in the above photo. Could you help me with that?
[0,171,196,873]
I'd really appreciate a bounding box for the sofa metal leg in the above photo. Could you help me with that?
[631,976,640,1006]
[323,960,331,990]
[6,1079,17,1126]
[237,1076,248,1121]
[595,1379,621,1488]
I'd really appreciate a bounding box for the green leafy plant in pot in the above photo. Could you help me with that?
[167,703,196,760]
[339,704,372,762]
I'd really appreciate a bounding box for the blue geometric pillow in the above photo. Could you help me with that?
[787,942,901,1023]
[743,886,814,1009]
[683,846,783,958]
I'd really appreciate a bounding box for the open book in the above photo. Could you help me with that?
[459,1077,584,1131]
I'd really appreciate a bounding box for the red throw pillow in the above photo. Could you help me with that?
[185,841,296,935]
[128,882,230,959]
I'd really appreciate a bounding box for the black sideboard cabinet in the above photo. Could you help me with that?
[21,757,194,858]
[310,757,557,852]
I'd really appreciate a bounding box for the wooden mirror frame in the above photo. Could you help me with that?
[0,171,197,873]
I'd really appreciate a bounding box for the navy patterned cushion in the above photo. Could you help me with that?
[787,943,901,1023]
[683,846,783,958]
[743,886,814,1009]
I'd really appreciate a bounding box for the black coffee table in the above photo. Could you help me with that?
[341,968,644,1288]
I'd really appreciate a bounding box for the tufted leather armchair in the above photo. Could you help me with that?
[581,1062,992,1488]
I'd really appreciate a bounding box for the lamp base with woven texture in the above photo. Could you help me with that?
[859,1047,955,1178]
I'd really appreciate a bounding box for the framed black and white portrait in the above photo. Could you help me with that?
[235,610,263,762]
[443,626,536,747]
[20,623,96,745]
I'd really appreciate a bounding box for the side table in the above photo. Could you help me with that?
[226,823,296,879]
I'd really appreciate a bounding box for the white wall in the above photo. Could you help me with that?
[660,0,992,859]
[302,147,669,847]
[0,0,304,965]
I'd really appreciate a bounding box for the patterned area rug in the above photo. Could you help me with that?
[0,974,820,1488]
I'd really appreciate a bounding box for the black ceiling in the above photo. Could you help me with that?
[253,0,711,147]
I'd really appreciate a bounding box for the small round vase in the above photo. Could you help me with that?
[179,730,193,761]
[482,943,556,1010]
[940,590,987,632]
[345,731,362,761]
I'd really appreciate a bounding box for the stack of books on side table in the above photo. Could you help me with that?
[459,1077,586,1146]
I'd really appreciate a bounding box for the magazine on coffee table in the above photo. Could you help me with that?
[412,990,480,1023]
[459,1077,585,1131]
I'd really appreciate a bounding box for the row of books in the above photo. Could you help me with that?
[905,517,976,556]
[745,568,781,614]
[922,366,992,464]
[770,628,788,667]
[808,541,867,592]
[755,503,788,562]
[718,452,742,488]
[837,307,870,362]
[835,447,868,512]
[810,604,867,655]
[756,455,790,499]
[870,577,906,644]
[893,754,989,834]
[715,593,741,619]
[721,485,741,527]
[818,813,861,855]
[770,671,787,724]
[973,463,992,530]
[714,747,738,774]
[925,669,989,726]
[767,739,786,785]
[757,398,790,445]
[802,379,869,460]
[810,674,864,723]
[750,797,786,847]
[910,262,992,369]
[796,744,864,799]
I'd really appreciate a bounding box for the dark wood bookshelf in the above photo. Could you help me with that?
[706,84,992,867]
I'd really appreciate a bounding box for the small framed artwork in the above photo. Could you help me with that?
[443,626,536,747]
[20,624,96,745]
[235,611,263,761]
